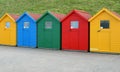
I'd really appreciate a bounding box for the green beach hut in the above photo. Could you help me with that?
[37,11,65,49]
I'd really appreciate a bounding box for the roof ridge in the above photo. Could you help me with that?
[104,8,120,18]
[89,8,120,21]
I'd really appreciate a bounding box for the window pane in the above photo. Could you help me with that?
[100,20,109,29]
[71,21,79,29]
[6,22,10,28]
[45,21,52,29]
[24,22,29,28]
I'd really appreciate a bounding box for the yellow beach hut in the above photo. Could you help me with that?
[0,13,19,46]
[89,8,120,53]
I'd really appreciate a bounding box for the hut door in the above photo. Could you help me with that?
[69,21,79,50]
[44,21,52,48]
[2,22,11,44]
[23,22,30,46]
[98,20,110,51]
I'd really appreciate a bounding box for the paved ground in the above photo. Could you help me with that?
[0,46,119,72]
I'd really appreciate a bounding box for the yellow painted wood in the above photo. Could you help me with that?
[89,8,120,53]
[0,13,16,46]
[98,30,110,52]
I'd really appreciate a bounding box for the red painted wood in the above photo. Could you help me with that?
[62,10,91,51]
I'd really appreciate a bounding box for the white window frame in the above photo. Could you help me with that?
[45,21,52,29]
[5,22,10,28]
[24,22,30,29]
[70,21,79,29]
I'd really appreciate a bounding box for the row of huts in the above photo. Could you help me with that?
[0,8,120,53]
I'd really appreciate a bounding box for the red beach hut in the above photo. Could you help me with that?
[61,10,91,51]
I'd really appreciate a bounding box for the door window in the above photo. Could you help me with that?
[71,21,79,29]
[5,22,10,28]
[45,21,52,29]
[24,22,29,28]
[100,20,109,29]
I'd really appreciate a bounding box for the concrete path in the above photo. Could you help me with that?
[0,46,119,72]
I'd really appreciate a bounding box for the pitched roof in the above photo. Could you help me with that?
[61,9,91,22]
[16,12,41,22]
[0,13,19,22]
[28,13,41,20]
[9,14,19,21]
[89,8,120,21]
[74,10,91,20]
[51,12,65,21]
[37,11,65,22]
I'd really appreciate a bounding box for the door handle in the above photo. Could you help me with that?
[97,27,103,32]
[97,30,101,32]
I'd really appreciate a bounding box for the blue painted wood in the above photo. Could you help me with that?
[16,12,37,48]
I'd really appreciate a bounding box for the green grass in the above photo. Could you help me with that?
[0,0,120,16]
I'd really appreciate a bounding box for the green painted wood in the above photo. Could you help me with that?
[37,13,60,49]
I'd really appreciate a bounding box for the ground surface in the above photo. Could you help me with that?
[0,46,119,72]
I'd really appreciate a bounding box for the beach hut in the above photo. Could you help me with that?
[89,8,120,53]
[62,10,91,51]
[0,13,19,46]
[16,12,41,48]
[37,11,65,49]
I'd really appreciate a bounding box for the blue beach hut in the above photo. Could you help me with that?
[16,12,41,48]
